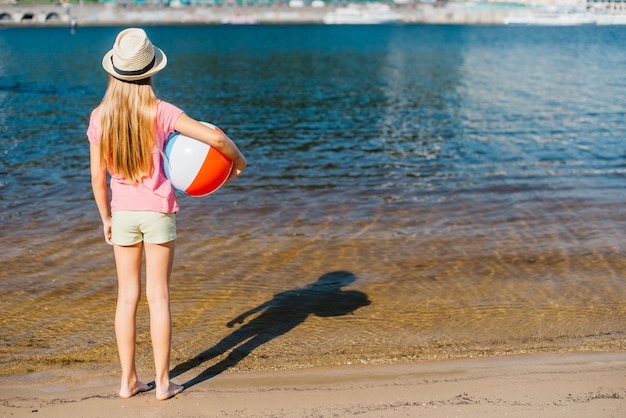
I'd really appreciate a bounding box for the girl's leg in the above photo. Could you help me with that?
[144,240,183,400]
[113,243,151,398]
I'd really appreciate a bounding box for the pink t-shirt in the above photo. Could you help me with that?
[87,100,184,213]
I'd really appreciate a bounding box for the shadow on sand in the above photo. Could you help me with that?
[170,270,371,388]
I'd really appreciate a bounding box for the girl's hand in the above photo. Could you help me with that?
[103,216,113,245]
[227,155,247,183]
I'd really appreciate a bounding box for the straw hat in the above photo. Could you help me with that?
[102,28,167,81]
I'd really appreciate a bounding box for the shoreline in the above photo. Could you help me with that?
[1,352,625,417]
[0,3,547,27]
[3,3,626,29]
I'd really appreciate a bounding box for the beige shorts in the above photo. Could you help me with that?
[112,211,176,246]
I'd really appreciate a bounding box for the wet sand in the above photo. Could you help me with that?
[2,199,626,377]
[1,352,624,417]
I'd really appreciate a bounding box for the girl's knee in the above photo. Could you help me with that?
[146,287,170,307]
[117,293,141,308]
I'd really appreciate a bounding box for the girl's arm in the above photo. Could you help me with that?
[90,143,113,245]
[173,113,247,182]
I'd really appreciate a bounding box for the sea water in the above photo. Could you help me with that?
[1,25,625,379]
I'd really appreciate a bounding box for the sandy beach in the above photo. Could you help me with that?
[1,352,624,417]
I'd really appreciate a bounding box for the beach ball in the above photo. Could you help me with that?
[164,122,233,197]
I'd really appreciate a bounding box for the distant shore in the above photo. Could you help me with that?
[0,2,521,26]
[4,2,626,28]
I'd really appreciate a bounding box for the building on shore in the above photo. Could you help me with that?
[0,0,625,26]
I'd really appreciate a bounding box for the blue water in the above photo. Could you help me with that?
[3,26,626,219]
[1,25,625,376]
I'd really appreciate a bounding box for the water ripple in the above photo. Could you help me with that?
[1,25,625,375]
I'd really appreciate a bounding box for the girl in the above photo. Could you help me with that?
[88,28,246,400]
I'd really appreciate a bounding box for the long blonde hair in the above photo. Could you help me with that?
[99,76,157,184]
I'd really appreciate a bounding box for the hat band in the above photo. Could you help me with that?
[111,56,156,77]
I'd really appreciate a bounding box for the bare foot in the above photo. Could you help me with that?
[119,381,152,399]
[156,382,184,401]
